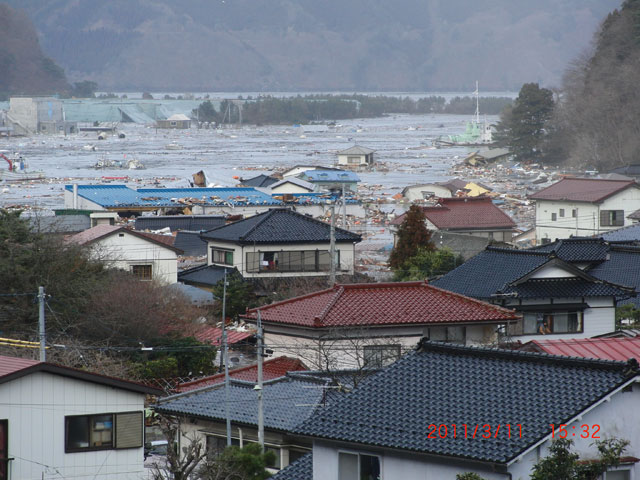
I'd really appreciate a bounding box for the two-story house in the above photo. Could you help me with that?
[432,238,636,342]
[241,281,519,369]
[336,145,375,169]
[196,208,361,279]
[529,177,640,244]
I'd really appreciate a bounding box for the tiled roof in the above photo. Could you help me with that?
[391,197,515,230]
[67,224,183,253]
[432,247,549,299]
[599,223,640,242]
[530,237,610,262]
[238,174,279,188]
[173,231,208,257]
[156,374,332,432]
[243,281,519,328]
[193,325,254,346]
[271,452,312,480]
[295,341,638,463]
[176,356,307,392]
[499,278,633,299]
[337,145,375,155]
[589,246,640,308]
[524,337,640,362]
[529,178,637,203]
[0,355,39,377]
[134,215,226,232]
[628,209,640,220]
[200,208,361,244]
[300,170,360,183]
[178,264,235,287]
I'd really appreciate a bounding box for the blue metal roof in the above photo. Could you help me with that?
[66,185,280,208]
[300,170,360,183]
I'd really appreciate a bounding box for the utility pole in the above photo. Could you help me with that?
[341,183,347,228]
[38,286,46,362]
[329,205,336,286]
[256,310,264,450]
[221,269,232,446]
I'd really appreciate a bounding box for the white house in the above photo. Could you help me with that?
[67,224,182,284]
[336,145,375,168]
[274,340,640,480]
[197,208,361,279]
[433,239,636,342]
[269,177,316,194]
[0,355,161,480]
[529,177,640,244]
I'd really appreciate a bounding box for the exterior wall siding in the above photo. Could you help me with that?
[0,372,146,480]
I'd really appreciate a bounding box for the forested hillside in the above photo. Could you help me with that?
[2,0,619,91]
[0,4,69,98]
[557,0,640,170]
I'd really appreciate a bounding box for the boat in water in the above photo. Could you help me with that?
[433,81,495,147]
[0,152,45,181]
[165,141,183,150]
[93,156,145,170]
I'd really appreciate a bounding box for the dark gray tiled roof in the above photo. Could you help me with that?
[530,238,610,262]
[590,246,640,308]
[27,215,90,233]
[135,215,226,232]
[295,341,637,464]
[200,208,361,245]
[155,375,331,432]
[174,231,208,257]
[239,175,279,188]
[599,224,640,242]
[271,452,312,480]
[500,278,633,299]
[432,247,548,299]
[178,264,235,287]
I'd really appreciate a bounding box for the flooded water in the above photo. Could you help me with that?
[0,113,493,211]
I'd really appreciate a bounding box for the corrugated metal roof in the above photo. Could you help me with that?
[0,355,39,377]
[300,170,360,183]
[527,337,640,362]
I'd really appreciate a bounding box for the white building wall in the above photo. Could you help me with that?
[529,265,577,279]
[404,184,452,202]
[207,241,357,278]
[91,231,178,284]
[8,97,38,133]
[270,183,314,194]
[64,189,106,210]
[337,154,366,166]
[0,371,146,480]
[535,187,640,244]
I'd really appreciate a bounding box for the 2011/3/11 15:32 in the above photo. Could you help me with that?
[549,424,600,439]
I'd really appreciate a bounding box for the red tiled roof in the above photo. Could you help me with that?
[243,281,520,328]
[391,197,515,230]
[194,325,254,346]
[137,231,176,247]
[176,356,307,392]
[0,355,39,377]
[529,178,637,203]
[526,337,640,362]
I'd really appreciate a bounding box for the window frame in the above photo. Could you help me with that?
[559,208,565,217]
[64,411,143,453]
[211,247,234,266]
[600,210,624,227]
[551,212,557,221]
[337,450,382,480]
[131,264,153,280]
[363,344,401,367]
[522,311,584,335]
[246,249,339,273]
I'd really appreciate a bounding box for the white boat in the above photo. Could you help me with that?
[165,141,183,150]
[0,152,44,181]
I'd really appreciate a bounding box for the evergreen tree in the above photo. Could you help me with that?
[389,205,435,270]
[495,82,554,162]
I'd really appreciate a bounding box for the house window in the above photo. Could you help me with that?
[551,212,557,221]
[600,210,624,227]
[206,435,240,459]
[65,411,143,452]
[0,420,7,480]
[170,121,177,126]
[559,209,565,217]
[522,312,583,335]
[131,264,152,280]
[338,452,381,480]
[212,248,234,266]
[363,345,401,367]
[246,250,339,273]
[572,209,578,218]
[289,448,311,464]
[347,156,361,164]
[428,326,466,344]
[603,470,631,480]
